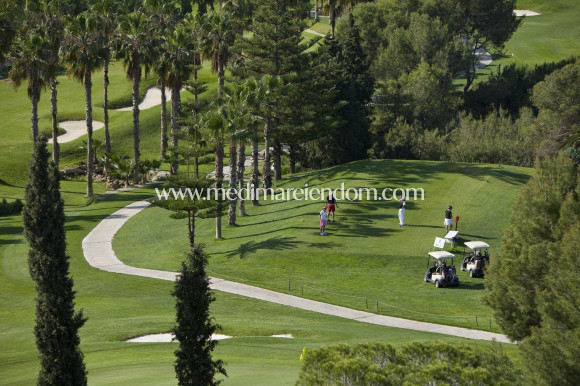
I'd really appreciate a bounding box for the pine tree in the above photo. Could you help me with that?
[305,15,373,167]
[484,155,580,384]
[232,0,312,181]
[173,244,227,385]
[22,137,87,385]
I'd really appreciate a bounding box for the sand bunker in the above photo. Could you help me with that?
[126,333,232,343]
[514,10,541,17]
[48,120,105,144]
[474,48,492,70]
[125,333,294,343]
[115,86,172,111]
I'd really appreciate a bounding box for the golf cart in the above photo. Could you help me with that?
[461,241,490,278]
[424,251,459,288]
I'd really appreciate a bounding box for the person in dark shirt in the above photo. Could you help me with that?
[444,205,453,232]
[326,194,338,222]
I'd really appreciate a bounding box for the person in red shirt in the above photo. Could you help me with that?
[326,194,339,222]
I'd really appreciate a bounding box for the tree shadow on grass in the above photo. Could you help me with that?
[446,281,485,291]
[226,236,300,259]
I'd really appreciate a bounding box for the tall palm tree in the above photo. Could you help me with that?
[200,10,238,98]
[203,109,227,239]
[61,13,104,197]
[116,11,157,181]
[31,0,69,166]
[222,83,250,225]
[92,0,118,166]
[9,33,51,143]
[327,0,345,38]
[247,75,283,190]
[163,24,194,175]
[144,0,180,159]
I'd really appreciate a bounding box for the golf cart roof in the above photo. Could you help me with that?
[464,241,490,250]
[428,251,455,260]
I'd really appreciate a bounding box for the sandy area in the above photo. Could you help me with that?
[126,333,232,343]
[514,10,541,17]
[474,48,492,70]
[115,86,172,111]
[125,333,294,342]
[48,120,105,144]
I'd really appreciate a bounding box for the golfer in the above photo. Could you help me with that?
[326,194,338,222]
[319,206,328,236]
[398,200,405,226]
[444,205,453,232]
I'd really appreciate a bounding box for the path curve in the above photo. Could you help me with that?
[305,29,326,37]
[48,120,105,144]
[114,86,172,111]
[82,200,512,344]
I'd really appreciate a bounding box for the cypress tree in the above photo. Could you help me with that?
[22,136,87,385]
[173,243,226,385]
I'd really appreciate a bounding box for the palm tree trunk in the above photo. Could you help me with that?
[227,141,237,226]
[251,130,259,206]
[84,72,94,198]
[330,6,336,38]
[160,78,168,158]
[103,58,110,173]
[132,61,141,183]
[170,82,181,174]
[273,138,282,180]
[50,78,59,165]
[218,60,224,98]
[237,142,246,215]
[315,0,319,21]
[215,143,224,239]
[262,118,272,189]
[31,93,39,143]
[187,209,195,251]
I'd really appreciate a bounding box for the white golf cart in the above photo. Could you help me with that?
[461,241,490,278]
[424,251,459,288]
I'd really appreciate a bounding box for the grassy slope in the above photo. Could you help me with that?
[0,61,219,192]
[115,159,532,332]
[467,0,580,85]
[0,187,520,385]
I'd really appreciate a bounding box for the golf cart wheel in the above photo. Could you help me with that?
[435,280,440,288]
[424,275,429,282]
[469,270,474,278]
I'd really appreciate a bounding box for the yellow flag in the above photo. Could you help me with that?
[300,347,306,361]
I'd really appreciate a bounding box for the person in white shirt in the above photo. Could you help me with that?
[398,200,405,226]
[319,206,328,236]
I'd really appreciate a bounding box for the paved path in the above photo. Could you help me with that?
[305,29,326,37]
[82,200,512,343]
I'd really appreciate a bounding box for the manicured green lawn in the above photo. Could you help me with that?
[467,0,580,86]
[115,159,532,332]
[0,187,520,385]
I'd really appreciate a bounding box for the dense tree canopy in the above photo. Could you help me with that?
[484,155,579,384]
[297,341,518,385]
